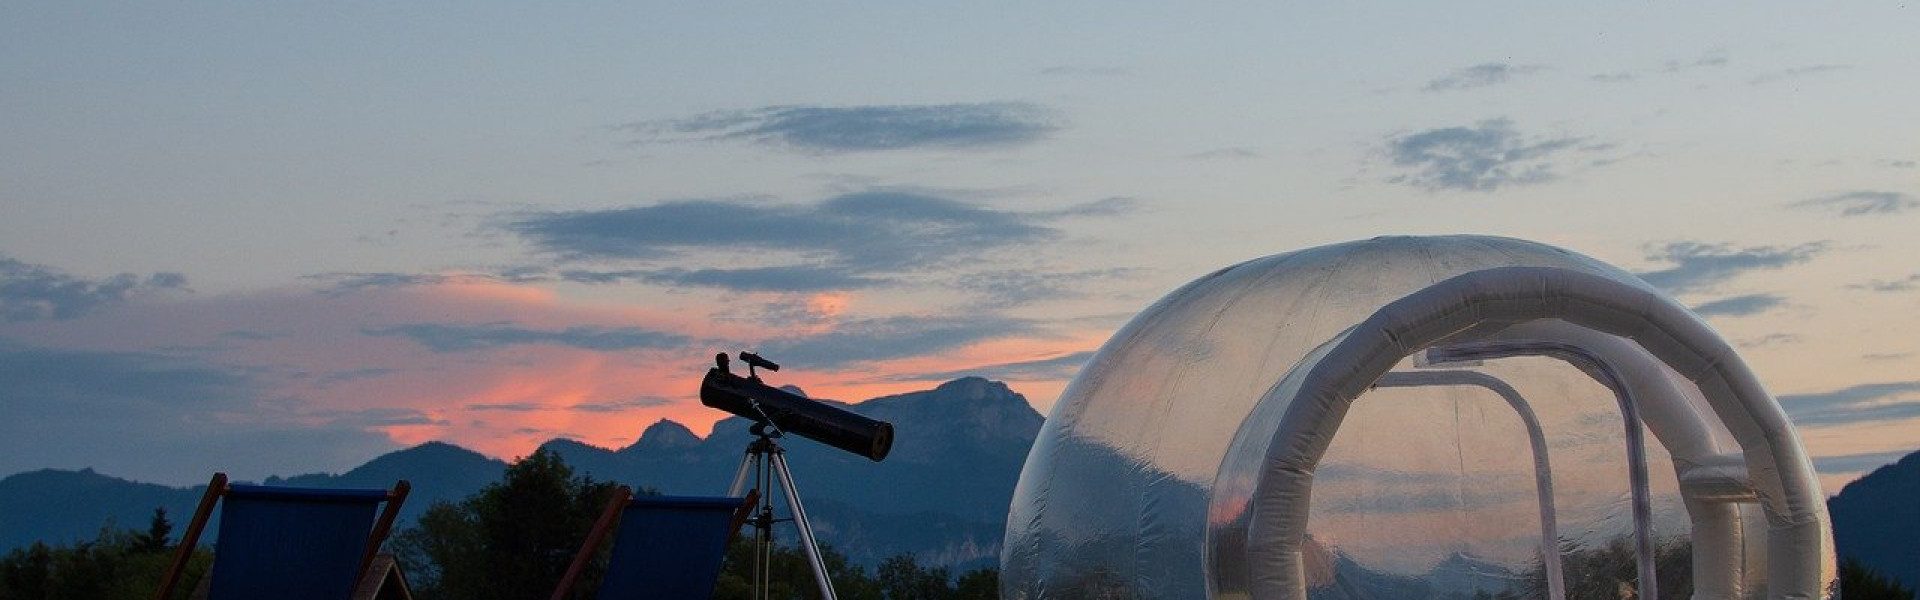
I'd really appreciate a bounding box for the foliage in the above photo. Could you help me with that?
[390,447,622,600]
[0,510,210,600]
[711,538,996,600]
[1840,558,1916,600]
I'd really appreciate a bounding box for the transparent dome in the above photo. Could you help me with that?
[1001,236,1832,600]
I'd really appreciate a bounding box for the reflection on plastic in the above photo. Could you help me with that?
[1001,236,1833,600]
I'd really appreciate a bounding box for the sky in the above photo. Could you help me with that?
[2,2,1917,491]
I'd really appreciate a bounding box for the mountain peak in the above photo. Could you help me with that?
[627,419,700,452]
[932,377,1016,402]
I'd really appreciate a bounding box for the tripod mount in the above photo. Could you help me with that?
[729,422,838,600]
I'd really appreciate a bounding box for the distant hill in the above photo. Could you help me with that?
[1828,449,1920,588]
[0,468,206,550]
[0,377,1040,569]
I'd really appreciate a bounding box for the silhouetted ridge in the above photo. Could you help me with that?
[626,419,700,452]
[4,379,1047,568]
[1828,449,1920,588]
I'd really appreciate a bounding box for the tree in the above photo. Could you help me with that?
[1841,558,1916,600]
[0,523,211,600]
[133,507,173,553]
[713,540,882,600]
[952,567,998,600]
[877,554,954,600]
[391,448,622,600]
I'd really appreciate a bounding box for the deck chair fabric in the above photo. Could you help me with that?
[205,485,391,600]
[594,495,747,600]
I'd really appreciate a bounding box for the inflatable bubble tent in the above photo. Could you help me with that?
[1002,236,1833,600]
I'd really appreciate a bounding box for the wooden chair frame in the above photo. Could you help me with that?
[153,472,411,600]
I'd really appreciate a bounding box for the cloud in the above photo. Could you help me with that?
[1780,381,1920,427]
[1689,293,1786,317]
[1739,333,1802,349]
[1864,352,1913,361]
[560,266,888,292]
[1031,197,1138,219]
[511,192,1128,286]
[1849,273,1920,293]
[312,407,448,428]
[1814,449,1915,475]
[466,401,545,412]
[1185,147,1262,160]
[1662,53,1729,73]
[888,350,1096,382]
[1423,62,1546,92]
[622,102,1058,152]
[1877,159,1916,169]
[302,270,551,294]
[1633,241,1828,294]
[1748,64,1852,85]
[364,323,691,353]
[1789,190,1919,217]
[1590,72,1636,83]
[311,367,396,386]
[568,397,674,413]
[757,314,1037,369]
[954,268,1136,308]
[1383,119,1587,192]
[0,340,396,483]
[0,255,187,322]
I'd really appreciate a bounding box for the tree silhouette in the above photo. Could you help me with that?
[392,448,622,600]
[1840,558,1915,600]
[133,507,172,553]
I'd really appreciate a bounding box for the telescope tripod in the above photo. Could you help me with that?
[729,425,838,600]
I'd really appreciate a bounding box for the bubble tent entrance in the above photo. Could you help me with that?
[1001,236,1833,600]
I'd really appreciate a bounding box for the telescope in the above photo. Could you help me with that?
[700,352,895,462]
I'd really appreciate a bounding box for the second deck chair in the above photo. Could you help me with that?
[549,487,751,600]
[154,472,411,600]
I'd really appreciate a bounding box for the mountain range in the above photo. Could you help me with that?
[0,377,1039,569]
[2,376,1916,587]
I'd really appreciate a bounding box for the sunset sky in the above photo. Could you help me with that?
[3,3,1917,491]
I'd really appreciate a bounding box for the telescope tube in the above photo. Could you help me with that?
[699,368,895,461]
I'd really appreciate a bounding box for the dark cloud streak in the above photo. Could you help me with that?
[1780,381,1920,427]
[0,255,187,322]
[1849,273,1920,293]
[1790,191,1918,217]
[623,102,1058,152]
[364,323,690,353]
[1690,293,1786,317]
[1423,62,1546,92]
[510,192,1131,293]
[561,266,889,292]
[1383,119,1588,192]
[1634,241,1828,294]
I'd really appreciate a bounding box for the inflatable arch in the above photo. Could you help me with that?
[1002,236,1833,600]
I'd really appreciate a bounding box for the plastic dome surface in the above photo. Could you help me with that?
[1001,236,1832,600]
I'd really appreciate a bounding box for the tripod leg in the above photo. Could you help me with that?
[753,453,772,600]
[770,453,839,600]
[729,450,755,496]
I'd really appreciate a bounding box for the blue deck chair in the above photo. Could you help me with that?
[154,472,411,600]
[549,486,751,600]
